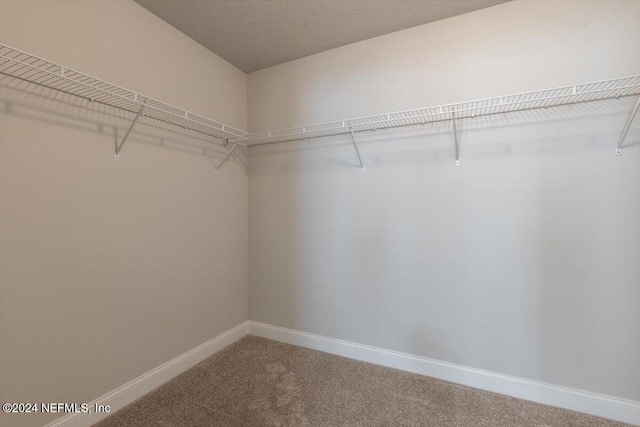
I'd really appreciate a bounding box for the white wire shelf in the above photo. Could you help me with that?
[243,75,640,147]
[0,44,249,144]
[1,43,638,169]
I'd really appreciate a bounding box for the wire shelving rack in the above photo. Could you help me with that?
[1,43,639,171]
[243,76,640,147]
[0,44,249,153]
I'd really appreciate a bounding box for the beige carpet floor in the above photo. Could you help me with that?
[94,336,630,427]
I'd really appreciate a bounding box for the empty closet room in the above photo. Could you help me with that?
[1,0,639,426]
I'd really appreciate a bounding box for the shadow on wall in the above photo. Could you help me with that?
[0,80,248,174]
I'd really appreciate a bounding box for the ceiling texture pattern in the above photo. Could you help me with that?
[134,0,511,73]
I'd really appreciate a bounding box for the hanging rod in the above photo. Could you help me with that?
[241,75,640,147]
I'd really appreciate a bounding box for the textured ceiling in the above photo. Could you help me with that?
[134,0,511,73]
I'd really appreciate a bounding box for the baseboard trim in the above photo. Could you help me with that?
[44,321,250,427]
[248,321,640,426]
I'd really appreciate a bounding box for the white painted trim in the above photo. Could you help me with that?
[44,321,249,427]
[248,321,640,426]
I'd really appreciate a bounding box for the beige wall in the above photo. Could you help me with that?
[0,1,248,426]
[248,0,640,402]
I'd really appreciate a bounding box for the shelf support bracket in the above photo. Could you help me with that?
[115,99,146,161]
[214,143,238,174]
[349,127,365,172]
[616,96,640,156]
[452,112,460,167]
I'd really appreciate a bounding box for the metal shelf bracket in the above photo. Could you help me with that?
[452,112,460,167]
[616,96,640,156]
[349,127,365,172]
[214,143,238,174]
[114,99,146,161]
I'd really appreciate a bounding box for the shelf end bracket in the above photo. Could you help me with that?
[115,99,146,161]
[616,96,640,156]
[349,127,365,172]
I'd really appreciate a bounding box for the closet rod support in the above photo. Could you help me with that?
[349,127,365,172]
[214,143,238,174]
[115,99,146,161]
[616,96,640,156]
[452,112,460,167]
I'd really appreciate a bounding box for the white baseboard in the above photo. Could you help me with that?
[41,320,639,426]
[44,321,249,427]
[248,321,640,426]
